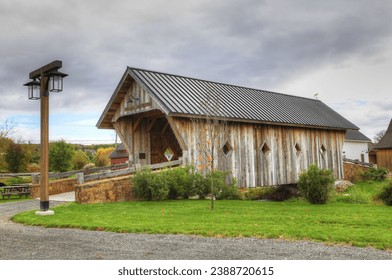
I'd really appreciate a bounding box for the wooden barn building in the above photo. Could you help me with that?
[374,119,392,170]
[97,67,358,188]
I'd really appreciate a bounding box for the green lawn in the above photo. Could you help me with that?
[12,199,392,250]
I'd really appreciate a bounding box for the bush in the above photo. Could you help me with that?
[132,168,169,201]
[131,166,241,201]
[267,186,299,201]
[162,167,194,199]
[298,165,335,204]
[27,163,40,172]
[245,186,299,201]
[72,150,91,170]
[245,187,275,200]
[379,184,392,206]
[201,170,242,200]
[363,167,388,182]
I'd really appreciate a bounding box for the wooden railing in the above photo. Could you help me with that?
[76,159,182,184]
[0,163,128,181]
[1,160,182,185]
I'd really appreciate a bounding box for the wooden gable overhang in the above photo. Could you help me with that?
[97,69,187,163]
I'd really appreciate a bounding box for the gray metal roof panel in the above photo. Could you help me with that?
[128,67,358,130]
[345,130,371,142]
[374,119,392,149]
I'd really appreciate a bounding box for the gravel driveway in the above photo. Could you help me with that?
[1,200,391,260]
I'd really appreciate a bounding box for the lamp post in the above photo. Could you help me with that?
[24,60,68,215]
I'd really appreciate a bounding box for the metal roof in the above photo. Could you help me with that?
[109,143,128,159]
[374,119,392,149]
[97,67,359,130]
[345,130,371,142]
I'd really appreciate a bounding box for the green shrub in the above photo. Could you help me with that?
[298,165,335,204]
[379,184,392,206]
[245,187,276,200]
[132,166,241,201]
[162,167,194,199]
[200,170,242,200]
[192,172,211,199]
[267,186,299,201]
[363,167,388,182]
[245,186,298,201]
[132,168,169,201]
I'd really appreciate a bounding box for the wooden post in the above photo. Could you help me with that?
[76,173,85,185]
[31,173,40,184]
[39,76,50,212]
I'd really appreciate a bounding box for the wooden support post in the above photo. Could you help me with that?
[39,76,51,213]
[32,173,40,184]
[76,173,85,185]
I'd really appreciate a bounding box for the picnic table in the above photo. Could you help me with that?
[0,185,31,199]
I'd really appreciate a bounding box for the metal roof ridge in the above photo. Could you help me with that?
[127,66,323,103]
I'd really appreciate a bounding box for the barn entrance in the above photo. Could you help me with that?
[149,118,182,164]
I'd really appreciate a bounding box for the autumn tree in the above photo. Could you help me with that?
[72,150,91,170]
[95,147,115,167]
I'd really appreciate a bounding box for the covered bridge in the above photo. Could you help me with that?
[97,67,358,188]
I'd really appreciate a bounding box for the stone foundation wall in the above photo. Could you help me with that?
[343,162,370,182]
[31,178,77,198]
[75,175,135,204]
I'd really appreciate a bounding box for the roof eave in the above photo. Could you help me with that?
[169,113,355,131]
[96,68,133,129]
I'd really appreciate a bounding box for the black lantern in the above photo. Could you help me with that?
[23,79,41,100]
[47,70,68,92]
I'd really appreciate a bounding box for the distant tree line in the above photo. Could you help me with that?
[1,119,116,173]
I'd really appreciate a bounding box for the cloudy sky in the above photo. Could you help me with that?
[1,0,392,144]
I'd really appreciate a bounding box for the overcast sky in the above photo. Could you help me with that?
[1,0,392,144]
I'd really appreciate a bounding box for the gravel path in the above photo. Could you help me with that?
[1,200,391,260]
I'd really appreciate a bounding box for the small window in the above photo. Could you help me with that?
[320,144,327,156]
[222,141,233,155]
[164,148,174,161]
[295,143,301,157]
[261,142,270,156]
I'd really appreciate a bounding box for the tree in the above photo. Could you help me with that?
[0,137,13,172]
[72,150,91,170]
[49,140,75,172]
[95,147,114,167]
[374,130,386,143]
[0,118,16,138]
[5,143,25,173]
[192,86,228,209]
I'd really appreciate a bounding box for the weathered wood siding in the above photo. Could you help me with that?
[171,117,345,187]
[112,80,163,165]
[112,81,159,123]
[375,149,392,170]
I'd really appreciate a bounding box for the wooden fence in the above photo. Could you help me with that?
[0,163,129,181]
[76,159,182,184]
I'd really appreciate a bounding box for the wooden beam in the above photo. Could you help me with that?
[166,116,188,151]
[29,60,62,79]
[147,118,157,132]
[133,116,143,132]
[160,122,169,136]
